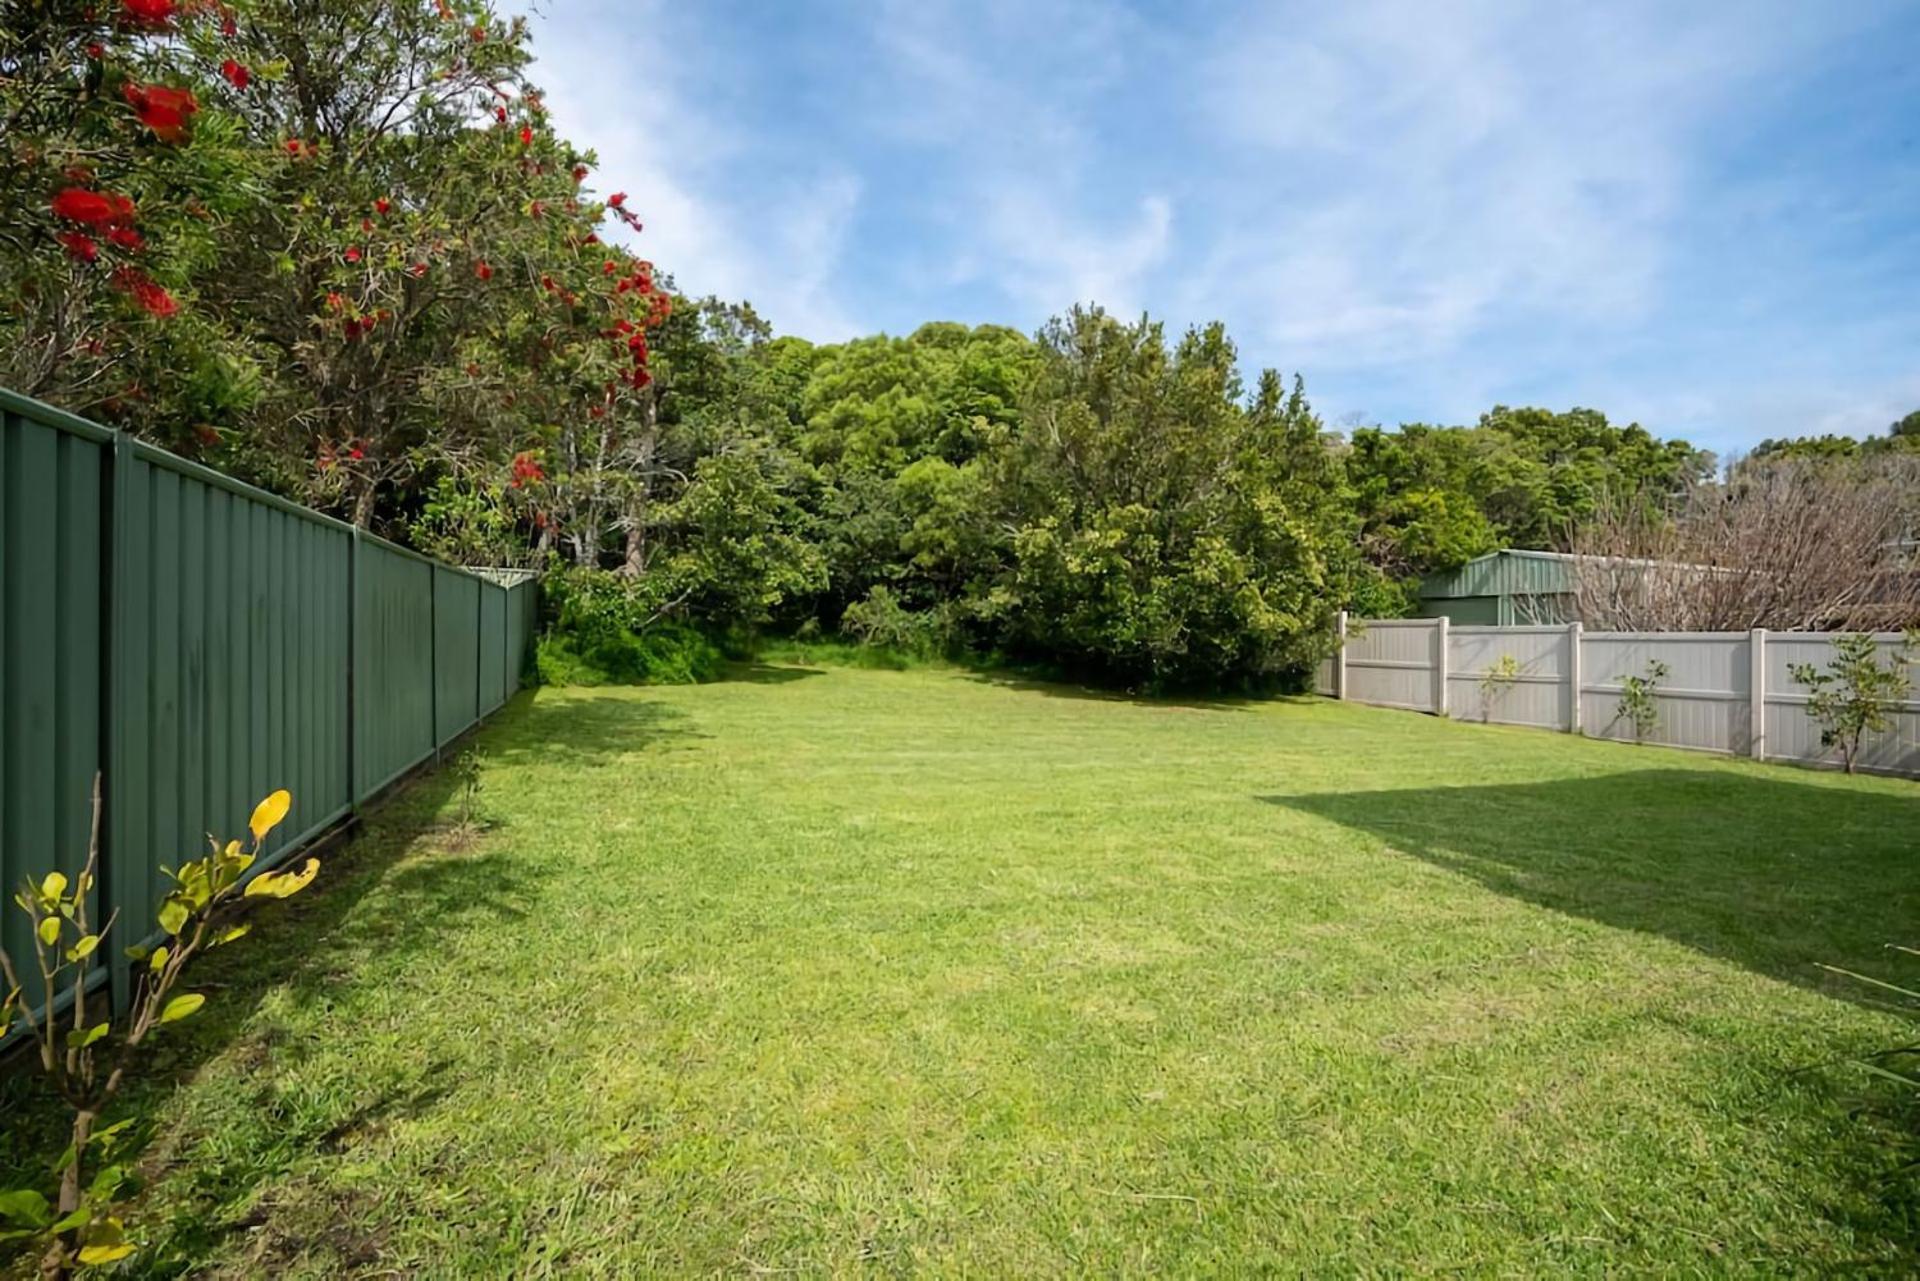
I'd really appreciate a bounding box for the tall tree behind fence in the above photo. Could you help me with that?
[0,388,537,1011]
[1315,616,1920,777]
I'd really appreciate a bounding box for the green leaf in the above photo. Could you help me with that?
[158,993,205,1025]
[67,1023,109,1050]
[209,923,251,948]
[37,916,60,947]
[123,944,149,962]
[48,1206,92,1234]
[0,1189,51,1228]
[157,896,189,936]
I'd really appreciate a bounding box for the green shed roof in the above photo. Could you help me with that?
[1418,549,1577,601]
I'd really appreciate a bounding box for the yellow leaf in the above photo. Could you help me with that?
[209,923,251,948]
[66,934,99,962]
[157,993,204,1024]
[77,1242,134,1266]
[38,916,60,946]
[244,857,320,900]
[41,872,68,901]
[249,789,292,842]
[149,945,169,974]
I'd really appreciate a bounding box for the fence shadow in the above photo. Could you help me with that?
[1262,768,1920,1006]
[0,688,695,1271]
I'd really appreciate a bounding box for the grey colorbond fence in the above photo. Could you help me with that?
[1315,614,1920,778]
[0,387,537,1013]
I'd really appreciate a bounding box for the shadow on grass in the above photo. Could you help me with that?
[1263,767,1920,1006]
[961,668,1277,712]
[719,661,826,685]
[0,688,696,1275]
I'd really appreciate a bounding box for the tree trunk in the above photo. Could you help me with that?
[40,1108,92,1277]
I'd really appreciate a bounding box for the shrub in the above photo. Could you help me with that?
[1611,658,1670,741]
[0,784,315,1276]
[1790,632,1916,774]
[537,566,724,685]
[1479,653,1522,722]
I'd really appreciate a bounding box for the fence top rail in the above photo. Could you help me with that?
[4,384,507,592]
[1581,631,1752,642]
[1352,618,1441,628]
[1450,625,1571,635]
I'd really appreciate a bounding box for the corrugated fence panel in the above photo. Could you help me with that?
[433,567,481,746]
[111,445,356,962]
[1344,620,1440,712]
[1581,633,1748,755]
[0,387,535,1022]
[1449,626,1570,729]
[479,583,507,714]
[354,541,436,797]
[0,408,105,984]
[1766,632,1920,777]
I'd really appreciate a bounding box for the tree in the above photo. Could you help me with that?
[1567,455,1920,632]
[980,307,1346,689]
[1790,633,1916,773]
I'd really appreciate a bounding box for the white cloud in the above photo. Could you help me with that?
[527,1,864,340]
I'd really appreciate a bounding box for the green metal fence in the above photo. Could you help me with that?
[0,386,536,1012]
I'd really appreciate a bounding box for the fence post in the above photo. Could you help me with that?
[428,564,440,763]
[1567,621,1582,734]
[1434,615,1450,717]
[1749,627,1767,760]
[1334,610,1348,700]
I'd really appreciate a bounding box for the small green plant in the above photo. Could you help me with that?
[451,747,487,834]
[1789,632,1916,774]
[1478,654,1522,722]
[0,783,316,1276]
[1612,658,1671,742]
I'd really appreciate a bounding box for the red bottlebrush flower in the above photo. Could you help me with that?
[194,424,220,447]
[105,226,144,250]
[435,0,451,17]
[341,316,361,340]
[529,200,544,218]
[608,192,626,208]
[495,105,507,123]
[630,368,652,390]
[344,246,361,263]
[602,260,615,275]
[509,451,545,488]
[360,218,375,233]
[112,266,178,317]
[375,197,391,215]
[58,232,99,262]
[469,22,485,41]
[519,125,533,146]
[583,233,599,245]
[539,274,555,292]
[571,165,588,184]
[347,444,365,460]
[86,42,105,59]
[325,291,345,310]
[284,138,306,157]
[407,262,427,278]
[122,81,199,143]
[51,188,117,225]
[219,10,236,35]
[473,260,493,281]
[220,58,250,89]
[120,0,176,27]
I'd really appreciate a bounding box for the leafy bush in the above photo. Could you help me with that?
[1790,632,1916,774]
[839,586,961,658]
[1479,654,1523,722]
[0,784,315,1275]
[537,566,724,686]
[1611,659,1670,741]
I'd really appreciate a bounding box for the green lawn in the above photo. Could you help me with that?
[6,663,1919,1274]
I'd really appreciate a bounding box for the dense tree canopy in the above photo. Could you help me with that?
[9,0,1834,689]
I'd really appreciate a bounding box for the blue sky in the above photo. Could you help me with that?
[530,0,1920,459]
